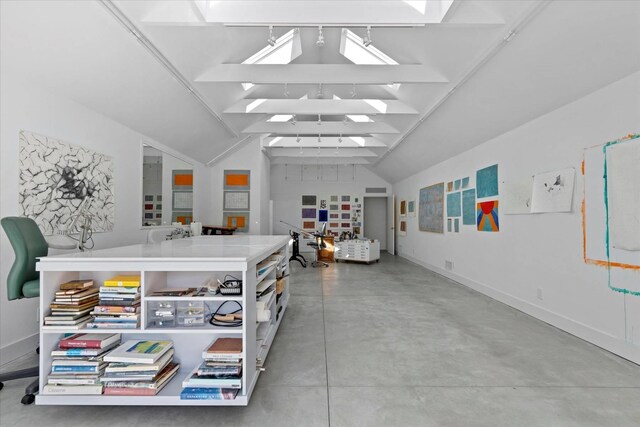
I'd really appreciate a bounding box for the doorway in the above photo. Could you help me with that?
[363,196,387,250]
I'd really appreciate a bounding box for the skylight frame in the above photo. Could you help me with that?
[241,28,302,90]
[339,28,399,66]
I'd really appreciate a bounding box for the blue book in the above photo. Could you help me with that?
[180,387,239,400]
[51,366,100,373]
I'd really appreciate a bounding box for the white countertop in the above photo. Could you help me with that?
[38,235,290,264]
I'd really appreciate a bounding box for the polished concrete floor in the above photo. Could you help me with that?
[1,253,639,426]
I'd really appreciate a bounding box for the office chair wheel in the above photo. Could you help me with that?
[0,381,4,391]
[21,393,35,405]
[36,347,40,355]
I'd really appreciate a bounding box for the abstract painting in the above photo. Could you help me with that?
[399,200,407,217]
[330,195,338,202]
[302,195,317,206]
[454,179,461,190]
[477,200,499,232]
[330,204,339,210]
[302,208,317,219]
[446,192,461,217]
[531,168,575,213]
[461,177,470,189]
[224,170,250,190]
[399,220,407,236]
[319,199,327,209]
[341,204,350,210]
[419,183,444,233]
[407,200,416,217]
[476,164,499,199]
[303,221,316,229]
[454,218,460,233]
[223,211,249,232]
[318,210,328,222]
[341,195,351,202]
[18,130,114,235]
[330,213,339,219]
[462,189,476,225]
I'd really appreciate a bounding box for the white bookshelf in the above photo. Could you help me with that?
[36,235,291,406]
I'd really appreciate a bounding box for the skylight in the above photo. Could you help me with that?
[268,136,283,146]
[241,28,302,90]
[349,137,365,146]
[268,115,293,122]
[333,95,375,122]
[340,28,398,66]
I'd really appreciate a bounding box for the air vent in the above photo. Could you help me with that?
[365,187,386,193]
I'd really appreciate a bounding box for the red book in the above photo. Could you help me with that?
[103,387,158,396]
[58,333,121,349]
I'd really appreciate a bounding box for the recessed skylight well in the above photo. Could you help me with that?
[340,28,398,66]
[241,28,302,90]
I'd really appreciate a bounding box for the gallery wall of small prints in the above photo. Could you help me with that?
[400,162,577,236]
[301,194,363,236]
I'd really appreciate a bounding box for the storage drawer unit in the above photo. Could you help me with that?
[335,240,380,263]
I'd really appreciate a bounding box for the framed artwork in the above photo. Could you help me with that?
[144,213,154,220]
[329,222,339,228]
[144,204,154,211]
[476,164,499,199]
[399,220,407,236]
[477,200,499,232]
[173,191,193,210]
[341,204,350,210]
[144,195,154,202]
[318,210,328,222]
[330,213,339,219]
[155,204,162,210]
[224,170,250,190]
[303,221,316,229]
[223,211,249,232]
[407,200,416,217]
[302,195,317,206]
[341,195,351,202]
[400,200,407,217]
[224,191,250,211]
[419,183,445,233]
[329,204,339,211]
[157,195,162,202]
[330,195,338,202]
[302,208,317,219]
[446,192,461,217]
[341,213,350,220]
[173,170,193,190]
[155,213,162,219]
[341,223,351,228]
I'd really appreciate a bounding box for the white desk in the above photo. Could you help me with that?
[36,235,290,406]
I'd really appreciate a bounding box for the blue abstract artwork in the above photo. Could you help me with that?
[476,164,498,198]
[461,177,470,189]
[419,183,444,233]
[462,189,476,225]
[318,209,328,222]
[446,192,461,217]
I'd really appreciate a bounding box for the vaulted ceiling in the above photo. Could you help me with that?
[2,1,638,182]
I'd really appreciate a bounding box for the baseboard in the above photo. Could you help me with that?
[0,333,39,366]
[399,253,640,365]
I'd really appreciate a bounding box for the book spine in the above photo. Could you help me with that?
[51,366,100,373]
[103,387,155,396]
[43,384,103,395]
[180,393,226,400]
[59,340,102,348]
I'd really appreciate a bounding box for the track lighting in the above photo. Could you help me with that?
[317,83,323,99]
[284,83,290,97]
[343,114,349,125]
[317,114,322,125]
[290,114,297,125]
[267,25,277,46]
[296,134,301,143]
[316,25,325,47]
[350,83,357,98]
[338,133,343,143]
[363,26,372,47]
[318,134,322,143]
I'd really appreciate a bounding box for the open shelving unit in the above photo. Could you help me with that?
[36,235,291,406]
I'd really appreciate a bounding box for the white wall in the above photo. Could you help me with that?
[393,71,640,363]
[271,164,391,241]
[0,73,212,362]
[209,139,270,234]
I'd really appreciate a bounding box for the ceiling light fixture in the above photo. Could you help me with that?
[284,83,290,97]
[317,83,324,99]
[338,133,343,143]
[363,26,372,47]
[350,83,357,98]
[316,25,325,47]
[296,134,301,143]
[291,114,297,125]
[317,114,322,125]
[343,114,349,125]
[267,25,277,46]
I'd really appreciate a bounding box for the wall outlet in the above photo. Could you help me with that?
[445,260,454,271]
[537,288,543,301]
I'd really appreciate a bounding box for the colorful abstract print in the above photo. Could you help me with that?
[477,200,499,232]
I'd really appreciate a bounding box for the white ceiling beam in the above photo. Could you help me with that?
[271,157,371,165]
[269,148,378,157]
[196,64,447,84]
[225,99,418,115]
[243,121,399,134]
[263,136,387,148]
[142,1,460,26]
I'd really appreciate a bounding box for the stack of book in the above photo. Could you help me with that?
[44,280,99,329]
[43,333,121,395]
[180,337,242,400]
[88,275,141,329]
[102,340,179,396]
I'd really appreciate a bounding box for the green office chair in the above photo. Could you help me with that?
[0,217,48,405]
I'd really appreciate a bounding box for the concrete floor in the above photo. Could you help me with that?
[1,253,639,426]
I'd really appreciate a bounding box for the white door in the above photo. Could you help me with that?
[387,194,395,255]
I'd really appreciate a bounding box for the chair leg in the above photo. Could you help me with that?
[0,366,39,382]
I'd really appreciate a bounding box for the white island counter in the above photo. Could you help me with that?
[36,235,291,406]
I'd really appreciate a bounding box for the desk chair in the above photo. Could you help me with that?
[307,223,329,268]
[0,217,48,405]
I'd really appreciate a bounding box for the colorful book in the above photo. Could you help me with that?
[51,365,103,373]
[92,305,140,314]
[99,286,140,294]
[59,333,121,349]
[202,338,242,359]
[182,366,241,389]
[180,387,239,400]
[59,280,94,290]
[102,363,178,396]
[103,275,141,288]
[101,362,178,386]
[104,340,173,364]
[50,342,118,357]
